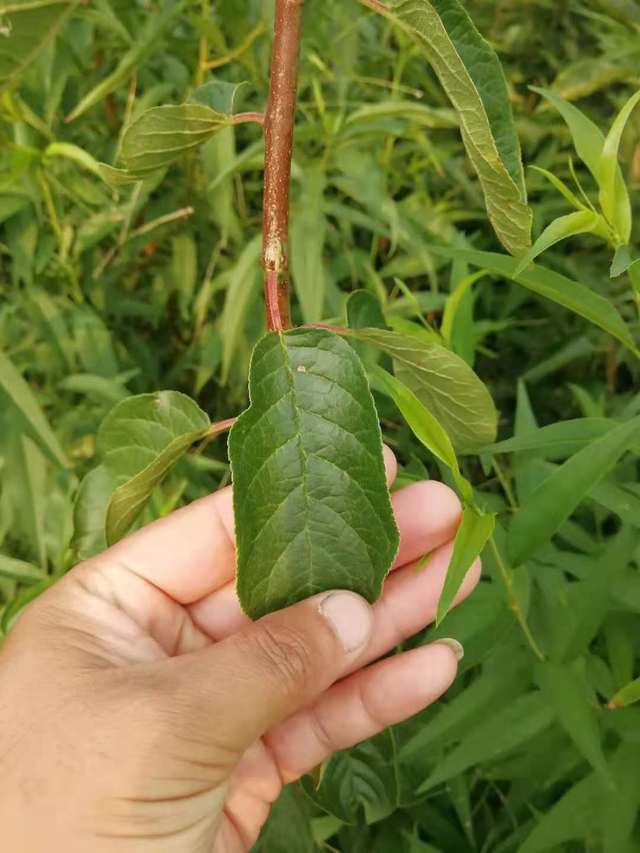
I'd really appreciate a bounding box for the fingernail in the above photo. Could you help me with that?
[436,637,464,661]
[319,591,373,653]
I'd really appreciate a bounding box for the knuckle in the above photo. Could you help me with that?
[250,622,315,698]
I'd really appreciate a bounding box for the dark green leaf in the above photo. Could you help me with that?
[536,661,611,782]
[428,244,638,354]
[301,730,399,824]
[507,416,640,565]
[230,329,399,619]
[0,348,68,468]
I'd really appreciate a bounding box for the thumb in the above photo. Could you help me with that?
[166,591,373,755]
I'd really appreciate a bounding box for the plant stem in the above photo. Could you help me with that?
[262,0,304,332]
[359,0,389,14]
[488,536,545,661]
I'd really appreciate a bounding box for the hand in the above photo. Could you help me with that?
[0,448,479,852]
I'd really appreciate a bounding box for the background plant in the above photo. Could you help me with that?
[1,0,640,850]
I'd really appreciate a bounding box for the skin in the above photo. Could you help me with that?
[0,448,480,852]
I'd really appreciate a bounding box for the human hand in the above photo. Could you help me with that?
[0,448,479,852]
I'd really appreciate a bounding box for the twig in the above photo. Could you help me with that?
[489,536,545,661]
[203,22,266,70]
[262,0,304,332]
[359,0,389,14]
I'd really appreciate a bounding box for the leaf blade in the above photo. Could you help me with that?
[230,329,399,619]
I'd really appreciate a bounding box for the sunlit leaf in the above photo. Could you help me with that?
[437,506,494,624]
[514,210,606,276]
[599,88,640,244]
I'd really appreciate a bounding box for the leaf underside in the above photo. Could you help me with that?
[348,328,498,453]
[230,328,399,620]
[389,0,532,255]
[98,391,211,545]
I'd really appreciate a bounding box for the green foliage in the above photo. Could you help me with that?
[1,0,640,850]
[229,329,399,619]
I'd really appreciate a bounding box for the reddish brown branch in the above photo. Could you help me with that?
[232,112,265,126]
[262,0,303,332]
[359,0,389,13]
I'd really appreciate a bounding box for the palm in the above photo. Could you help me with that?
[62,461,475,852]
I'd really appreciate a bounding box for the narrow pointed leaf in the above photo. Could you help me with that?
[229,329,399,619]
[599,89,640,244]
[97,391,212,545]
[507,416,640,565]
[427,245,637,354]
[609,676,640,709]
[346,327,497,452]
[0,554,45,584]
[384,0,532,254]
[417,693,554,792]
[536,661,611,782]
[65,2,181,123]
[372,365,472,502]
[480,418,616,459]
[0,348,68,468]
[514,211,604,276]
[437,506,494,624]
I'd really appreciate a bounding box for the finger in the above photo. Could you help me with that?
[391,480,461,569]
[188,480,462,638]
[90,447,398,605]
[263,640,462,783]
[161,591,375,756]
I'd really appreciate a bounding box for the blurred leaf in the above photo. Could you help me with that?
[254,785,317,852]
[66,1,183,122]
[507,416,640,566]
[290,168,328,323]
[302,729,399,824]
[97,391,211,545]
[417,693,554,792]
[429,245,638,354]
[0,0,79,87]
[44,142,101,176]
[0,577,54,635]
[536,661,611,782]
[220,234,262,382]
[0,554,45,584]
[71,465,114,561]
[518,772,601,853]
[609,676,640,709]
[387,0,532,254]
[349,328,497,453]
[0,348,68,468]
[347,291,387,331]
[481,418,616,459]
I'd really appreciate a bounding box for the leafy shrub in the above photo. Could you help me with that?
[1,0,639,850]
